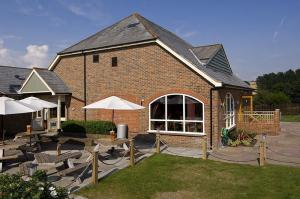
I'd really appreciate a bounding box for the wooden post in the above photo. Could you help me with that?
[202,138,207,160]
[274,109,280,135]
[129,139,135,167]
[57,95,61,130]
[92,151,98,184]
[259,141,265,166]
[263,140,267,160]
[56,143,61,156]
[156,133,160,153]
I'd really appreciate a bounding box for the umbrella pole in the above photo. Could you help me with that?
[1,115,4,145]
[112,109,115,131]
[112,109,114,124]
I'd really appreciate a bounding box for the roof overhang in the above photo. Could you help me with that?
[48,39,223,87]
[18,69,56,95]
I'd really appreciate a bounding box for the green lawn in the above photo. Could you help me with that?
[78,154,300,199]
[281,115,300,122]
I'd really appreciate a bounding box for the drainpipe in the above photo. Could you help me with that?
[210,88,213,149]
[210,87,218,149]
[83,51,87,121]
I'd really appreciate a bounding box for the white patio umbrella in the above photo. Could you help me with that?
[19,96,57,110]
[0,96,36,144]
[83,96,144,123]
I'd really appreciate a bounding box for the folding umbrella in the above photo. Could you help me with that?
[83,96,145,123]
[0,96,36,144]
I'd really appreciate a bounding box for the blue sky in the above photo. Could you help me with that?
[0,0,299,80]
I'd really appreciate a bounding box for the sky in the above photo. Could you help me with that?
[0,0,299,80]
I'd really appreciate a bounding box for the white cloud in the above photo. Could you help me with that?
[272,16,286,42]
[0,39,49,68]
[182,31,198,38]
[273,31,279,40]
[175,27,198,39]
[23,45,49,68]
[59,0,106,21]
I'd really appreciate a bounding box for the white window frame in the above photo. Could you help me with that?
[36,110,42,118]
[224,93,235,129]
[148,93,205,135]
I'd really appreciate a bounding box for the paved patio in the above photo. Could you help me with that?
[161,122,300,167]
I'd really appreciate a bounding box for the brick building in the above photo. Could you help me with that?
[19,13,252,148]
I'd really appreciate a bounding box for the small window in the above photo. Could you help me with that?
[112,57,118,67]
[93,54,99,63]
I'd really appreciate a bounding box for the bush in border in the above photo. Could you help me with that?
[61,120,116,135]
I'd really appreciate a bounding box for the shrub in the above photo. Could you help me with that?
[62,120,115,135]
[227,129,257,147]
[0,170,68,199]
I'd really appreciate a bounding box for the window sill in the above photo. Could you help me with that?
[148,130,206,137]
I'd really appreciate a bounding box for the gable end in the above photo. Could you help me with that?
[206,47,232,74]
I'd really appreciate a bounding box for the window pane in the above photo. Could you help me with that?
[185,122,203,133]
[185,96,203,120]
[167,95,183,120]
[50,108,57,118]
[151,97,165,119]
[167,121,183,131]
[151,121,165,131]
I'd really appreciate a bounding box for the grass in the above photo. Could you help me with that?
[281,115,300,122]
[78,154,300,199]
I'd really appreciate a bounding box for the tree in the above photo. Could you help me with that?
[255,68,300,104]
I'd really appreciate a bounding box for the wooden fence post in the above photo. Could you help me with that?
[259,141,265,166]
[202,138,207,160]
[92,151,98,184]
[56,143,61,156]
[130,139,135,167]
[156,133,160,153]
[274,109,281,135]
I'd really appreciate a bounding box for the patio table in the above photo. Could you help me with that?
[15,131,46,150]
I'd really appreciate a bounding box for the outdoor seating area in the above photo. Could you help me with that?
[0,95,156,193]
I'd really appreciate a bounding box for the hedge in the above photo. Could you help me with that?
[61,120,115,135]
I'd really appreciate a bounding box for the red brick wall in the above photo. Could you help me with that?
[53,43,246,148]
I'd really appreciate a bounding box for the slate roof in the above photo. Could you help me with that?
[58,13,250,89]
[0,66,31,95]
[34,68,71,94]
[191,44,222,64]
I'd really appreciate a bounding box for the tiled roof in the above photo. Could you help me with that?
[58,13,250,89]
[0,66,31,95]
[34,68,71,94]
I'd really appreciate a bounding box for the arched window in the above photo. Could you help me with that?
[224,93,235,129]
[149,94,204,134]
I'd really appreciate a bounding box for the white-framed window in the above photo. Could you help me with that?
[149,94,205,135]
[224,93,235,129]
[36,110,42,118]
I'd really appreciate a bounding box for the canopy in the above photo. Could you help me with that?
[83,96,144,110]
[19,96,57,111]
